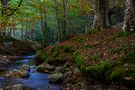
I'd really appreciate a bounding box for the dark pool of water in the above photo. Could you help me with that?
[0,55,60,90]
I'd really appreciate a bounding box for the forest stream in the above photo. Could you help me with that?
[0,55,61,90]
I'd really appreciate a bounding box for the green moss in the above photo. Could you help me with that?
[117,31,129,37]
[108,67,126,81]
[111,46,130,54]
[122,51,135,63]
[87,28,101,35]
[81,44,91,49]
[91,53,101,61]
[72,36,86,43]
[85,61,111,77]
[35,49,48,65]
[117,31,135,37]
[73,51,87,67]
[62,46,75,52]
[50,46,75,53]
[111,48,122,54]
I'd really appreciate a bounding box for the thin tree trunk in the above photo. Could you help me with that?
[62,0,68,40]
[123,0,135,32]
[92,0,109,30]
[54,0,61,42]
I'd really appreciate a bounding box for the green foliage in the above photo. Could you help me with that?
[36,49,48,64]
[85,61,111,77]
[91,53,101,61]
[81,44,91,49]
[72,37,86,43]
[50,46,75,53]
[117,31,135,38]
[111,48,122,54]
[87,29,99,35]
[122,51,135,63]
[108,67,126,81]
[73,51,87,67]
[111,46,129,54]
[117,31,129,37]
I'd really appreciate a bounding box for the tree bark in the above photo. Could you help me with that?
[62,0,68,40]
[54,0,61,42]
[92,0,109,30]
[123,0,135,32]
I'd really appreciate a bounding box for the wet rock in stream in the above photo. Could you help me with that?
[36,63,55,73]
[3,65,30,78]
[48,73,63,83]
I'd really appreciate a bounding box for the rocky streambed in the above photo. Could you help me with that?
[0,55,61,90]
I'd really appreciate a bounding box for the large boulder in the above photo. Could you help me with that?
[36,63,55,73]
[48,73,63,83]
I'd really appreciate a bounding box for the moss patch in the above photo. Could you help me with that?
[36,45,75,66]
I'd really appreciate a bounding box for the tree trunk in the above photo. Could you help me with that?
[123,0,135,32]
[54,0,61,42]
[92,0,109,30]
[62,0,68,40]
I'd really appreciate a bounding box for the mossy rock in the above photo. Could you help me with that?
[35,45,75,66]
[35,49,48,65]
[36,63,55,73]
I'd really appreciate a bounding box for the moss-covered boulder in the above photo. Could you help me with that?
[35,45,75,66]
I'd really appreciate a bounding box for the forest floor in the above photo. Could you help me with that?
[36,28,135,90]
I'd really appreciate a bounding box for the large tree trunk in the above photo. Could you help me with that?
[123,0,135,32]
[92,0,109,30]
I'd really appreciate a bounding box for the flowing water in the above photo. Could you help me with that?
[0,55,60,90]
